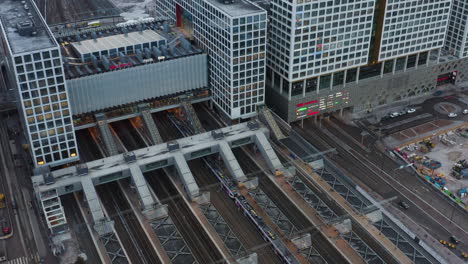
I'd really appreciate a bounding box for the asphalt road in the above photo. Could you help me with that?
[370,94,468,136]
[0,113,58,263]
[297,117,468,258]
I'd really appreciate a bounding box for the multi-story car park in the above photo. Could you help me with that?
[445,0,468,58]
[0,0,79,167]
[265,0,468,123]
[157,0,268,119]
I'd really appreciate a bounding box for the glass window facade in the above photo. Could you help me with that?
[157,0,267,119]
[268,0,376,82]
[445,0,468,58]
[379,0,451,60]
[13,48,78,167]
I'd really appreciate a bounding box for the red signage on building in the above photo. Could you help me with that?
[109,63,132,69]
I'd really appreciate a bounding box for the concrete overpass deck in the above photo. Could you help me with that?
[32,121,282,235]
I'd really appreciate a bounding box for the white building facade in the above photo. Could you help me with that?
[158,0,267,119]
[445,0,468,58]
[0,0,78,167]
[267,0,377,99]
[379,0,452,61]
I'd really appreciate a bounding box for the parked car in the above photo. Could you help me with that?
[2,227,10,235]
[398,201,410,209]
[448,113,458,118]
[450,236,460,244]
[399,111,407,116]
[407,108,416,114]
[381,116,390,122]
[389,112,399,118]
[463,109,468,115]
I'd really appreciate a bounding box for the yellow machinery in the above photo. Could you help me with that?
[0,193,5,209]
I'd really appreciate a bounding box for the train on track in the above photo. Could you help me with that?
[168,114,299,264]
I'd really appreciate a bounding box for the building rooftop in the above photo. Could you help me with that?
[61,24,203,79]
[71,30,166,56]
[205,0,265,18]
[0,0,56,54]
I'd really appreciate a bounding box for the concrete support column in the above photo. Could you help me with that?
[343,70,347,88]
[403,56,408,72]
[415,53,420,69]
[254,132,283,174]
[173,153,200,200]
[288,81,292,101]
[128,163,167,219]
[82,177,106,224]
[279,76,283,95]
[330,73,334,90]
[380,62,385,78]
[356,67,360,84]
[316,76,321,94]
[271,71,276,91]
[392,58,397,74]
[426,51,430,67]
[218,141,247,183]
[302,79,306,97]
[437,48,441,64]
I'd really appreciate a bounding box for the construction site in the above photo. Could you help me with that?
[395,125,468,205]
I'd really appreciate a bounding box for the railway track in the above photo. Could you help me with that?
[293,121,435,263]
[232,148,350,264]
[76,129,103,161]
[153,111,184,142]
[111,119,145,151]
[187,158,283,264]
[97,181,162,264]
[146,169,225,263]
[40,0,120,25]
[61,194,101,263]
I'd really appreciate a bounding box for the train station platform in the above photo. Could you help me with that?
[32,121,281,234]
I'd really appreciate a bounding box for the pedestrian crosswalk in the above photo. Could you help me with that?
[0,254,41,264]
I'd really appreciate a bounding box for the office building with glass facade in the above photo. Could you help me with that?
[0,0,78,167]
[265,0,462,123]
[158,0,267,119]
[445,0,468,58]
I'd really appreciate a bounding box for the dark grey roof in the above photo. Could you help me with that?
[0,0,56,54]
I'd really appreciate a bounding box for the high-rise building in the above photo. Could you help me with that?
[158,0,268,119]
[445,0,468,58]
[378,0,451,61]
[0,0,79,167]
[266,0,458,123]
[268,0,376,96]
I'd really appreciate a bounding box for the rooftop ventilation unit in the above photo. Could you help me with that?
[102,56,110,69]
[118,52,128,63]
[17,20,34,36]
[144,47,151,59]
[180,38,192,52]
[163,22,169,33]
